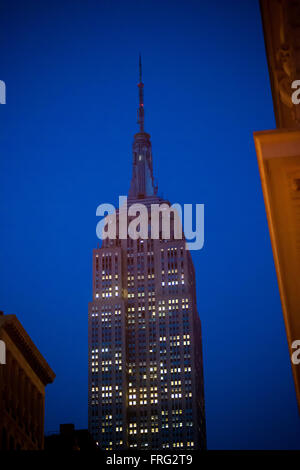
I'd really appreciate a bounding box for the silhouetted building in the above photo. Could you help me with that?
[0,312,55,450]
[45,423,97,451]
[88,58,206,449]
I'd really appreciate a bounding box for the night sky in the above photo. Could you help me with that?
[1,0,300,449]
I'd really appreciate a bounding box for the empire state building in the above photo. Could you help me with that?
[88,57,206,450]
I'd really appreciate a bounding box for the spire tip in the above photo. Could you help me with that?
[137,54,145,132]
[139,53,142,83]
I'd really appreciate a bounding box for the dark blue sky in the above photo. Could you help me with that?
[1,0,299,449]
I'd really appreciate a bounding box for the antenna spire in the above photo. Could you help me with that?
[137,53,144,132]
[139,53,142,83]
[130,55,156,198]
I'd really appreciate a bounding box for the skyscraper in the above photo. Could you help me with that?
[88,57,206,450]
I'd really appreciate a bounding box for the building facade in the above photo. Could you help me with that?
[0,312,55,450]
[254,0,300,411]
[88,59,206,449]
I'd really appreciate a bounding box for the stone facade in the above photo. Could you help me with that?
[0,313,55,450]
[255,0,300,411]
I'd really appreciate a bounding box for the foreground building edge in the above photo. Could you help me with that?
[254,129,300,411]
[0,313,55,450]
[256,0,300,412]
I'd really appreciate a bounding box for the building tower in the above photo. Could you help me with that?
[88,57,206,450]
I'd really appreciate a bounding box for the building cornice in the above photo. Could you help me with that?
[0,314,55,386]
